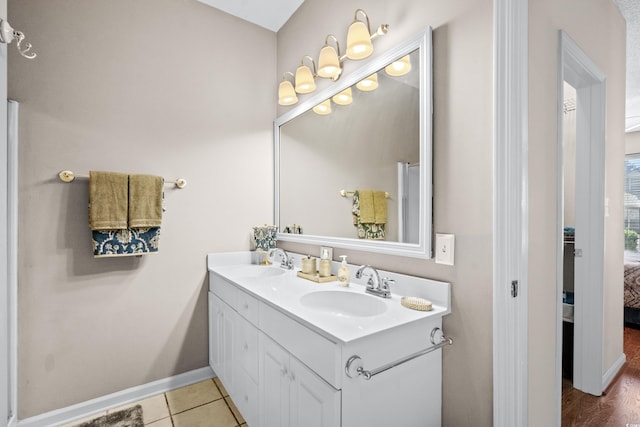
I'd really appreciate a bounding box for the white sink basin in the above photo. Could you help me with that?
[226,265,287,279]
[300,290,387,317]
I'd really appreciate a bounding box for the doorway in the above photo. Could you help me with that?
[556,30,607,407]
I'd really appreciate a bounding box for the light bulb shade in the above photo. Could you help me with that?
[313,99,332,115]
[332,87,353,105]
[346,20,373,60]
[385,55,412,77]
[356,73,379,91]
[278,80,298,106]
[295,64,316,93]
[317,45,341,79]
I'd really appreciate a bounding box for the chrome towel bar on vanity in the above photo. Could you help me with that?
[345,327,453,380]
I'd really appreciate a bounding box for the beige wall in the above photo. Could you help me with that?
[277,1,494,425]
[9,0,276,418]
[626,130,640,154]
[528,1,626,425]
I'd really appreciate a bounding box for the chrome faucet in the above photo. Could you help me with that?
[270,248,294,270]
[355,265,393,298]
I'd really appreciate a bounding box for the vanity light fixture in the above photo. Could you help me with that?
[317,34,342,80]
[356,73,379,91]
[332,87,353,105]
[385,55,412,77]
[278,72,298,106]
[278,9,388,106]
[312,99,332,115]
[346,9,388,60]
[295,55,317,94]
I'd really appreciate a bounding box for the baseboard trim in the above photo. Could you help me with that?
[602,353,626,392]
[18,366,214,427]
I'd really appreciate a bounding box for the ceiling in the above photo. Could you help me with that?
[196,0,305,32]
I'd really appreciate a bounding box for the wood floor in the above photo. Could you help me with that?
[562,327,640,426]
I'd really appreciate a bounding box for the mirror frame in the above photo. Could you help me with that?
[274,27,433,259]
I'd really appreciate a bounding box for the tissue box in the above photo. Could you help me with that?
[253,225,278,251]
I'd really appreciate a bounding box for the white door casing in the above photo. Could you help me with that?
[556,30,606,407]
[493,0,528,426]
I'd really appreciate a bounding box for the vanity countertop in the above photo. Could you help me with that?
[207,251,451,344]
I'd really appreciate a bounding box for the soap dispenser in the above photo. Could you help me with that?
[337,255,350,287]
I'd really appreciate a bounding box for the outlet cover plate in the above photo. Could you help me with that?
[435,233,455,265]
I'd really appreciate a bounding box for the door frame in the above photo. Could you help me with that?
[555,30,606,407]
[493,0,528,425]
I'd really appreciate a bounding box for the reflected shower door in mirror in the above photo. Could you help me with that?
[275,28,433,259]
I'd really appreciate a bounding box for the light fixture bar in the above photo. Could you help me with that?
[278,9,389,106]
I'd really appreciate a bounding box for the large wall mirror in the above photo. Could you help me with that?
[274,28,433,259]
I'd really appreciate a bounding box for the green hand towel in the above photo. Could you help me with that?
[89,171,129,231]
[358,190,376,223]
[128,174,163,228]
[373,190,388,225]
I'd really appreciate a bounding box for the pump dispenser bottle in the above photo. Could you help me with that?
[337,255,350,287]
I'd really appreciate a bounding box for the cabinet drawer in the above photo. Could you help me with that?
[236,290,259,325]
[260,303,341,388]
[236,315,259,383]
[211,275,237,307]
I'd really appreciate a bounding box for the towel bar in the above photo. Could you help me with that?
[58,170,187,189]
[340,189,390,199]
[345,327,453,380]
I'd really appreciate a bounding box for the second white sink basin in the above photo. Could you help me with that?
[300,290,388,317]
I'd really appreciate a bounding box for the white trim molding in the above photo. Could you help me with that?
[7,100,19,427]
[493,0,528,426]
[556,31,606,406]
[18,367,214,427]
[602,353,626,391]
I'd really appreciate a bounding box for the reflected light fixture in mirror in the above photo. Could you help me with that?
[312,99,332,115]
[317,34,342,80]
[295,56,317,94]
[332,87,353,105]
[278,72,298,106]
[356,73,379,91]
[385,55,412,77]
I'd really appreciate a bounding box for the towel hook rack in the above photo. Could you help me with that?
[58,170,187,189]
[0,19,36,59]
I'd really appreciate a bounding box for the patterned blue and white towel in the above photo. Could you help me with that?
[92,227,160,258]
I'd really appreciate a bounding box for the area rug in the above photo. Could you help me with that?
[76,405,143,427]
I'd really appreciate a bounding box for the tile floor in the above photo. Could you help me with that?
[61,378,247,427]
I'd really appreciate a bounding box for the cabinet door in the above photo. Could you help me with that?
[289,357,341,427]
[259,333,291,427]
[234,315,259,427]
[210,293,235,395]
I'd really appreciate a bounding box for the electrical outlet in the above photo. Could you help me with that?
[435,234,455,265]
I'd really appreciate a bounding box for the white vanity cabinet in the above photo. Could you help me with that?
[259,333,340,427]
[207,255,451,427]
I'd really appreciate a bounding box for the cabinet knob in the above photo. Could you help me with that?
[243,303,249,310]
[243,343,249,351]
[244,394,249,402]
[281,367,288,377]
